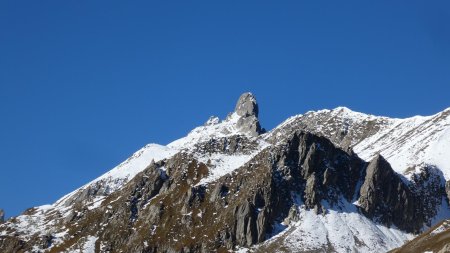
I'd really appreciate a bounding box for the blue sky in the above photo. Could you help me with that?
[1,1,449,217]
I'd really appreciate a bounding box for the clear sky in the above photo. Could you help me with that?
[1,1,449,217]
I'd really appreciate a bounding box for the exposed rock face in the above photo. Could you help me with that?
[235,92,259,117]
[410,165,448,227]
[278,131,365,212]
[234,92,263,136]
[0,209,4,223]
[359,155,423,232]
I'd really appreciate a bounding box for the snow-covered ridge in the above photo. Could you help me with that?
[168,112,246,149]
[194,139,270,186]
[268,106,450,180]
[326,106,450,179]
[353,108,450,179]
[56,143,178,207]
[58,111,265,208]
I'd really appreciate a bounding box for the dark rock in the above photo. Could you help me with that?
[359,154,423,232]
[0,209,4,223]
[445,180,450,204]
[40,234,54,249]
[410,165,448,227]
[278,131,365,211]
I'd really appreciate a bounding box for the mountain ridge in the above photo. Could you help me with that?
[1,93,449,253]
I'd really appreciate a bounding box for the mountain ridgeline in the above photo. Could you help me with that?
[1,93,450,252]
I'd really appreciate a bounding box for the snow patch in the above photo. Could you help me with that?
[194,140,269,185]
[426,127,450,179]
[81,236,97,253]
[280,207,413,252]
[168,112,244,149]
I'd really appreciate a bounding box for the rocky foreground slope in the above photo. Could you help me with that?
[1,93,450,253]
[391,219,450,253]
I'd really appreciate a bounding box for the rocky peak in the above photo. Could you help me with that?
[234,92,263,137]
[235,92,259,117]
[0,209,4,223]
[359,154,423,232]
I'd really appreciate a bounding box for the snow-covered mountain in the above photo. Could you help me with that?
[1,93,449,253]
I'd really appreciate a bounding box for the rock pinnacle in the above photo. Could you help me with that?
[234,92,263,136]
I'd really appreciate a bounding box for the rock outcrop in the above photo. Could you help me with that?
[359,154,423,232]
[234,92,263,136]
[235,92,259,118]
[0,209,4,223]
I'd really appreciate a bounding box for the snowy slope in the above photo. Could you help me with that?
[193,139,269,185]
[425,127,450,178]
[252,197,415,253]
[267,208,413,252]
[268,106,450,180]
[0,144,181,246]
[55,112,263,208]
[56,143,179,207]
[353,108,450,178]
[168,112,246,149]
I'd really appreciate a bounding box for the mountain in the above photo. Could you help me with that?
[1,93,450,253]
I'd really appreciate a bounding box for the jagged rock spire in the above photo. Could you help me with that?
[358,154,422,232]
[0,209,4,223]
[235,92,259,117]
[234,92,263,137]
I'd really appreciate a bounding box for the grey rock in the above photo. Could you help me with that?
[234,92,263,137]
[235,92,258,117]
[256,208,269,242]
[304,173,320,211]
[209,183,229,202]
[359,154,423,232]
[236,116,262,137]
[234,201,258,246]
[284,206,299,225]
[0,209,4,222]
